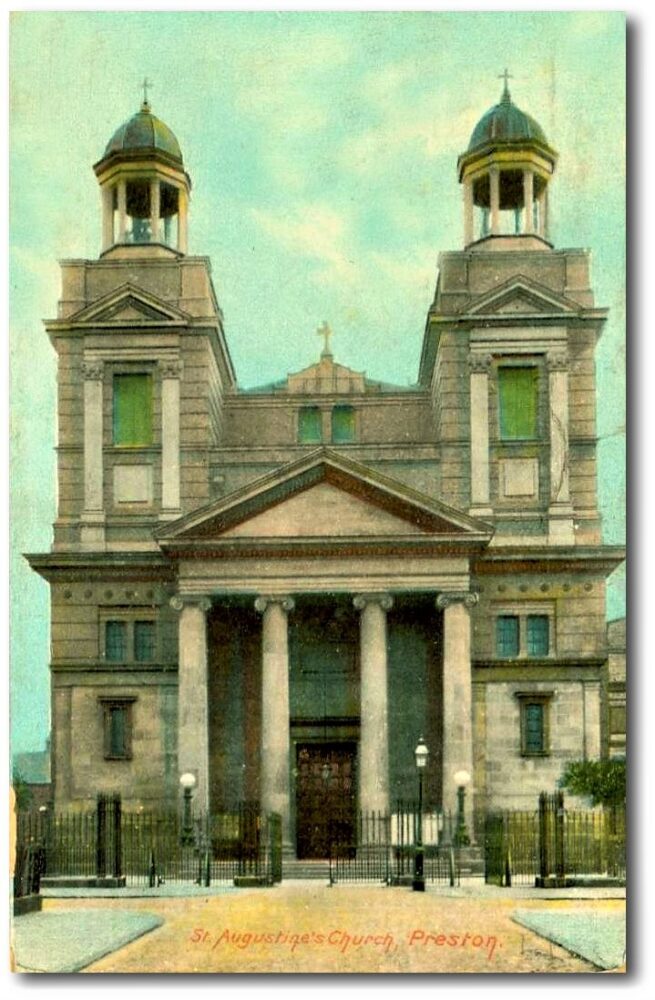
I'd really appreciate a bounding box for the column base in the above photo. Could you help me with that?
[80,512,105,548]
[548,504,575,544]
[159,508,182,522]
[468,505,494,519]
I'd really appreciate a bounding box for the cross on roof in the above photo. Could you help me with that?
[317,321,333,358]
[141,77,154,109]
[498,68,513,100]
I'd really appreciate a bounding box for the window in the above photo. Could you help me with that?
[526,615,549,656]
[134,621,155,662]
[100,698,136,760]
[516,693,552,756]
[105,621,127,662]
[494,605,554,659]
[113,373,153,447]
[498,366,538,440]
[101,612,157,663]
[496,616,520,657]
[331,405,355,443]
[298,406,322,444]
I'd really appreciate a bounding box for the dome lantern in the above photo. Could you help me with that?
[93,91,191,257]
[457,72,558,250]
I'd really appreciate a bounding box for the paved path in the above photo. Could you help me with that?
[14,887,626,974]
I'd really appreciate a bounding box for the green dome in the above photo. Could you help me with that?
[103,102,183,162]
[468,86,549,152]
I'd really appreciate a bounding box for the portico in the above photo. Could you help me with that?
[160,450,491,854]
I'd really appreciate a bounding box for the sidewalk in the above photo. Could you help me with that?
[13,883,626,974]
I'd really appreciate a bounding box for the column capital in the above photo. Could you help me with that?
[82,361,104,380]
[170,595,211,613]
[547,351,568,372]
[436,591,479,611]
[469,354,492,374]
[254,595,295,614]
[160,359,184,379]
[353,592,393,613]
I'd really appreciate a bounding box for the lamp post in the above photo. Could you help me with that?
[412,737,429,892]
[453,769,471,847]
[180,772,196,846]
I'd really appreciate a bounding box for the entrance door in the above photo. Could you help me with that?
[295,743,357,859]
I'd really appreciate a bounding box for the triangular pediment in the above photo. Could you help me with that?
[466,276,582,318]
[155,450,493,546]
[65,283,190,326]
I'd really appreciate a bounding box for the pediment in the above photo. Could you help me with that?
[156,450,493,546]
[66,284,189,325]
[466,277,582,318]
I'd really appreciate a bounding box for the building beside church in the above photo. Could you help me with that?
[28,81,624,856]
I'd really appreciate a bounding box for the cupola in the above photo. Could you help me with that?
[93,91,191,256]
[457,74,558,250]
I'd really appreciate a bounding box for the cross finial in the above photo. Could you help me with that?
[317,321,333,358]
[498,68,513,102]
[141,77,153,110]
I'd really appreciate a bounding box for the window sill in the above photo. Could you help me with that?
[520,751,550,758]
[104,754,133,762]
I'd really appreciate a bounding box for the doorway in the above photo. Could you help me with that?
[295,742,357,858]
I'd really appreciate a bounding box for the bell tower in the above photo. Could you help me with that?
[420,78,606,547]
[93,90,191,256]
[457,73,557,250]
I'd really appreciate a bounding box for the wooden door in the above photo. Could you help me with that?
[295,743,357,859]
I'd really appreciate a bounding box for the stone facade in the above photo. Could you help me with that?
[28,88,624,852]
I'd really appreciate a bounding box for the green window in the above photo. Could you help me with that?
[298,406,322,444]
[105,621,127,662]
[496,615,520,657]
[498,366,538,440]
[523,703,545,754]
[109,706,127,757]
[113,373,153,446]
[331,405,356,444]
[526,615,549,657]
[134,621,155,662]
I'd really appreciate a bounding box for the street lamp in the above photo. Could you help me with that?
[180,772,196,846]
[412,737,429,892]
[453,769,471,847]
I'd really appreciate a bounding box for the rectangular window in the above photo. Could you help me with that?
[331,405,356,443]
[526,615,550,656]
[498,366,538,440]
[113,373,153,446]
[298,406,322,443]
[100,699,135,760]
[523,703,545,753]
[134,621,155,662]
[496,615,520,657]
[105,621,127,662]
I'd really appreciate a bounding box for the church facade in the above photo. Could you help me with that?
[28,82,624,856]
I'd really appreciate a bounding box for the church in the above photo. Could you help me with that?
[28,79,624,857]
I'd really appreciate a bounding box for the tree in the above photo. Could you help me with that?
[12,769,34,811]
[558,758,626,808]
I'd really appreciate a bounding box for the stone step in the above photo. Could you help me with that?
[282,861,331,880]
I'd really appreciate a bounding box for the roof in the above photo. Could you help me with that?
[103,101,183,163]
[14,750,51,785]
[468,83,549,152]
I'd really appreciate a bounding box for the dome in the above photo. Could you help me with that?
[468,84,549,152]
[103,101,183,163]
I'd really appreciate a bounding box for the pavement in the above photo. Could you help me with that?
[10,883,626,975]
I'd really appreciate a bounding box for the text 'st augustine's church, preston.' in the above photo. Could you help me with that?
[28,78,625,858]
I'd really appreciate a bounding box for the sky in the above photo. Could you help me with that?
[8,10,626,756]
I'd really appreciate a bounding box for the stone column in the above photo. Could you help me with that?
[150,179,160,243]
[117,180,127,243]
[547,352,574,544]
[353,593,393,816]
[463,177,474,245]
[101,186,114,252]
[537,187,547,239]
[436,592,478,827]
[522,169,534,234]
[160,360,182,517]
[171,596,212,813]
[469,355,492,517]
[80,361,105,548]
[489,168,500,235]
[541,187,549,240]
[178,187,188,254]
[255,596,294,847]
